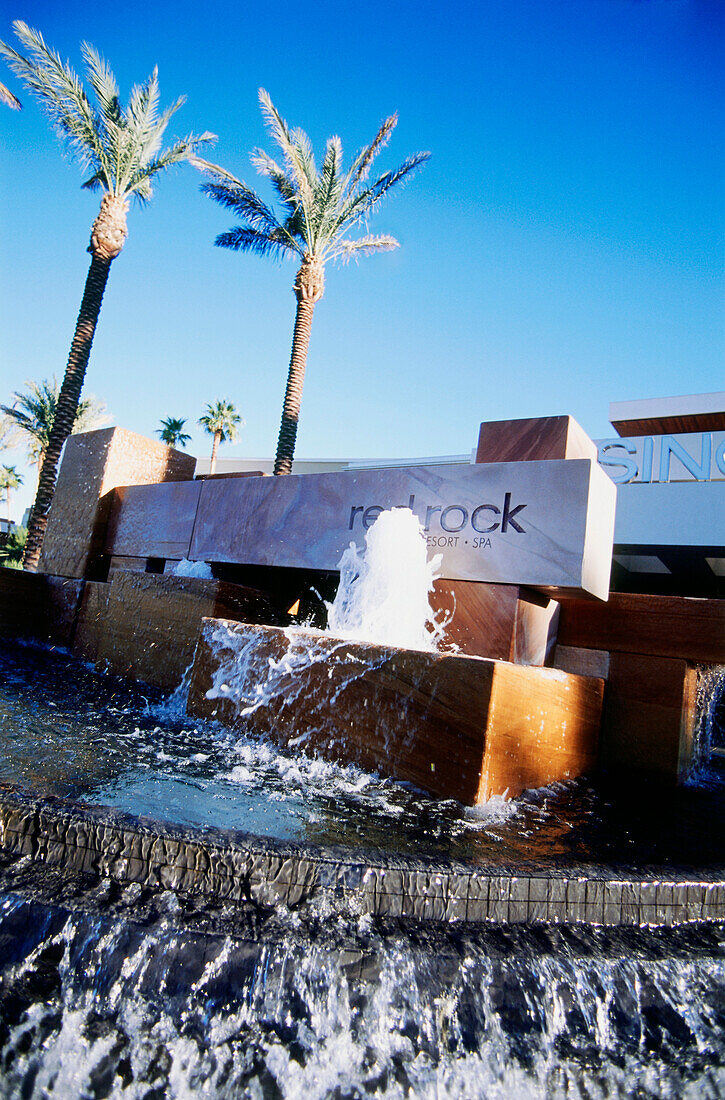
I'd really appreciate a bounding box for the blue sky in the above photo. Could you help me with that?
[1,0,723,521]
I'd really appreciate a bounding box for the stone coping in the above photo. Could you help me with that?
[0,786,723,928]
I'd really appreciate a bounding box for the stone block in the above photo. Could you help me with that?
[39,427,196,579]
[107,555,148,579]
[0,566,84,646]
[553,644,610,679]
[475,415,598,464]
[96,571,281,691]
[105,479,203,562]
[600,652,698,780]
[429,580,559,665]
[557,592,725,664]
[186,619,604,804]
[184,459,615,599]
[71,580,111,664]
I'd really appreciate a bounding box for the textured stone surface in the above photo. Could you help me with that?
[429,580,559,665]
[0,567,84,646]
[183,459,616,598]
[0,788,722,927]
[39,428,196,579]
[553,644,611,679]
[104,479,203,562]
[186,619,603,804]
[71,580,110,663]
[96,571,281,690]
[557,592,725,664]
[600,652,698,779]
[475,414,598,464]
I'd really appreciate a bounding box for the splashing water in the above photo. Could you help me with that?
[326,507,445,651]
[173,558,214,579]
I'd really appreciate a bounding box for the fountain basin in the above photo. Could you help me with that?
[186,619,604,804]
[2,787,724,926]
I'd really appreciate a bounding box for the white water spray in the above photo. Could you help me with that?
[325,508,445,651]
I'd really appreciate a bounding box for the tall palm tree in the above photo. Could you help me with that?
[196,90,429,476]
[0,465,22,521]
[1,378,109,478]
[0,22,214,570]
[198,400,243,474]
[156,416,191,448]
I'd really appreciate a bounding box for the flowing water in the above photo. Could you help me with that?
[1,640,725,1097]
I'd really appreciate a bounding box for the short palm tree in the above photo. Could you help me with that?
[1,378,109,478]
[0,21,214,570]
[156,416,191,448]
[198,400,243,474]
[197,90,429,475]
[0,465,22,521]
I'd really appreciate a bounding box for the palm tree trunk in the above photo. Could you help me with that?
[210,431,221,475]
[23,253,113,570]
[274,258,324,477]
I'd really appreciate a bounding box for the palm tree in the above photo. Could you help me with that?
[198,400,243,474]
[156,416,191,448]
[196,90,429,476]
[0,22,214,570]
[0,465,22,521]
[1,378,109,479]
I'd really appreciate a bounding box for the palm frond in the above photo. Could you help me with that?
[2,22,211,203]
[80,41,120,127]
[0,22,108,178]
[258,89,315,238]
[201,177,282,235]
[312,135,343,245]
[127,131,215,201]
[330,233,399,261]
[249,147,299,220]
[335,150,430,233]
[343,113,397,193]
[0,80,21,109]
[215,224,299,259]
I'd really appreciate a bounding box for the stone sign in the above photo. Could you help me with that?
[185,460,615,598]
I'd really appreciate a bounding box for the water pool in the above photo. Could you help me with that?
[1,638,724,1098]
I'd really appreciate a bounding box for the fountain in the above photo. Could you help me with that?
[0,414,724,1096]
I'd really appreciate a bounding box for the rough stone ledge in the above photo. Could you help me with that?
[1,786,724,927]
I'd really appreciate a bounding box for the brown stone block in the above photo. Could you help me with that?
[108,555,147,579]
[186,620,603,804]
[0,567,84,646]
[39,427,196,579]
[553,644,611,680]
[557,593,725,664]
[71,580,111,664]
[600,652,697,780]
[96,571,281,691]
[478,662,602,799]
[476,415,597,464]
[430,579,559,665]
[105,480,202,562]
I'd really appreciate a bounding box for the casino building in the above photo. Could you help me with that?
[598,392,724,599]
